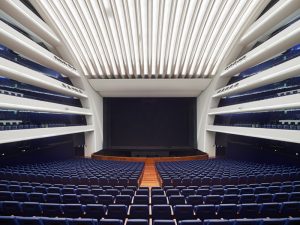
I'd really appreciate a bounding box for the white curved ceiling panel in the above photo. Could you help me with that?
[35,0,262,79]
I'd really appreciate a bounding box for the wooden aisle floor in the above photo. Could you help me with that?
[140,160,160,187]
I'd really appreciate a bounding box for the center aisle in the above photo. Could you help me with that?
[140,159,160,187]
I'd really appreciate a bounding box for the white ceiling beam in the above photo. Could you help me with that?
[0,20,80,78]
[170,0,191,78]
[0,0,60,46]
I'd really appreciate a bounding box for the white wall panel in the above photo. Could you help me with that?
[0,94,91,115]
[0,125,94,144]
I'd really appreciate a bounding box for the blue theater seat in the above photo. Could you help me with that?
[152,195,168,204]
[115,195,132,205]
[273,193,289,202]
[99,219,123,225]
[222,195,239,204]
[17,217,42,225]
[153,220,176,225]
[203,219,232,225]
[128,205,149,219]
[63,204,84,218]
[173,205,195,221]
[1,201,22,216]
[279,202,300,217]
[179,220,203,225]
[80,194,97,204]
[41,218,68,225]
[106,189,120,197]
[262,218,287,225]
[238,204,260,218]
[85,204,106,220]
[226,188,239,195]
[12,192,29,202]
[289,192,300,201]
[106,204,128,220]
[121,189,135,196]
[205,195,222,205]
[186,195,203,206]
[169,195,185,205]
[62,194,79,204]
[256,194,273,203]
[195,205,216,220]
[216,204,238,219]
[234,219,262,225]
[41,203,63,217]
[0,191,13,201]
[287,218,300,225]
[22,202,42,216]
[132,195,149,205]
[69,218,98,225]
[0,216,18,225]
[166,189,180,197]
[259,203,281,218]
[152,205,173,220]
[29,193,45,203]
[45,193,61,203]
[97,195,114,205]
[239,194,256,204]
[136,189,149,196]
[126,219,148,225]
[181,189,195,197]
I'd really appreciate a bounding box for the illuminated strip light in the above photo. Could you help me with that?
[134,0,145,77]
[49,0,93,76]
[30,0,88,75]
[0,19,80,77]
[109,0,130,78]
[192,0,227,78]
[204,0,245,77]
[177,0,203,77]
[154,0,165,77]
[63,1,98,76]
[97,0,123,77]
[212,0,263,76]
[43,0,89,76]
[1,0,60,46]
[184,0,214,78]
[77,0,108,78]
[170,0,191,78]
[121,0,137,78]
[147,0,153,77]
[162,0,178,78]
[200,0,237,78]
[88,0,116,78]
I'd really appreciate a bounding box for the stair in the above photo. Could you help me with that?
[140,159,160,187]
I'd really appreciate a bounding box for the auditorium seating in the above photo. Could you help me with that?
[0,159,298,225]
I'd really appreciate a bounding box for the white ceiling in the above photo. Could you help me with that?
[89,78,211,97]
[36,0,262,79]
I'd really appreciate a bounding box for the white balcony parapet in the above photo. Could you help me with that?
[0,57,87,98]
[0,20,79,77]
[209,93,300,115]
[214,56,300,98]
[0,0,60,46]
[0,125,94,144]
[207,125,300,144]
[0,94,92,115]
[221,20,300,78]
[240,0,300,45]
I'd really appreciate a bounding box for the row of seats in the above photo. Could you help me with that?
[1,191,299,205]
[157,159,300,186]
[160,185,300,196]
[160,180,300,189]
[3,216,299,225]
[228,123,300,130]
[1,201,299,220]
[0,124,72,131]
[0,159,144,186]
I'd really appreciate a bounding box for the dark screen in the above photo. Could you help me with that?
[104,98,196,148]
